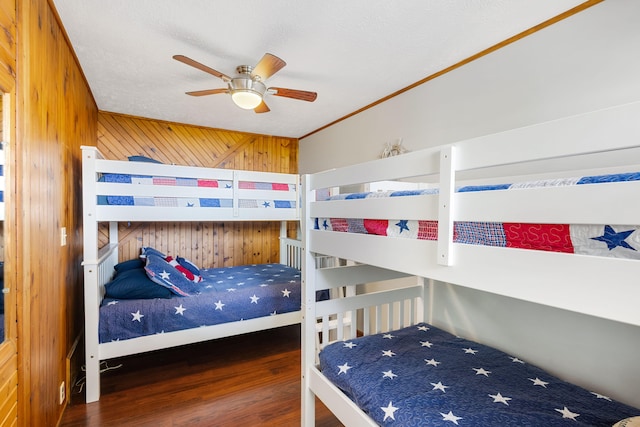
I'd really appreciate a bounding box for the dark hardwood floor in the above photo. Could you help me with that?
[60,325,343,427]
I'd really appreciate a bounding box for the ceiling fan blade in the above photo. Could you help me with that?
[269,87,317,102]
[251,53,286,81]
[173,55,231,82]
[254,101,270,113]
[185,88,228,96]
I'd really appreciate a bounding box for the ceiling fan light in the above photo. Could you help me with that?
[231,90,263,110]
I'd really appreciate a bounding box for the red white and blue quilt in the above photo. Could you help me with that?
[314,172,640,260]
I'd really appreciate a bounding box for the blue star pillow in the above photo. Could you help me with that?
[144,254,200,296]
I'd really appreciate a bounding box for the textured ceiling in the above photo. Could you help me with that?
[52,0,587,138]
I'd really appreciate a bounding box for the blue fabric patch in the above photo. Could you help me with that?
[199,198,221,207]
[103,173,133,184]
[390,190,431,197]
[577,172,640,184]
[457,184,512,192]
[274,200,293,208]
[345,193,369,199]
[106,195,134,205]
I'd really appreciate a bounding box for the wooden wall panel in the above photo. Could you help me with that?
[17,0,97,425]
[97,112,299,268]
[0,0,15,426]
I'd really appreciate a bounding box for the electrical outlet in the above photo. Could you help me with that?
[59,381,65,405]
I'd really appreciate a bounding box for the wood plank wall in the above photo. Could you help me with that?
[97,112,299,268]
[17,0,98,426]
[0,0,16,425]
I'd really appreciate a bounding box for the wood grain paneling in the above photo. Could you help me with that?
[97,112,299,267]
[16,0,97,426]
[0,0,15,426]
[0,0,15,93]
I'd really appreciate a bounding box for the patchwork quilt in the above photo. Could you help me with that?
[319,323,639,426]
[98,173,296,209]
[314,172,640,260]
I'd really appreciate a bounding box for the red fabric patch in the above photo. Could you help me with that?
[272,183,290,191]
[153,177,176,186]
[197,180,219,188]
[364,219,388,236]
[165,256,196,281]
[239,182,255,189]
[503,223,574,253]
[416,221,439,241]
[330,218,349,232]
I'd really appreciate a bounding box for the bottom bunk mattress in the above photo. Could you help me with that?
[99,263,301,343]
[319,323,639,426]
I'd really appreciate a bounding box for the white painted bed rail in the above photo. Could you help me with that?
[81,145,300,222]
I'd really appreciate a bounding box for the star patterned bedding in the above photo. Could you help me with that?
[314,171,640,260]
[98,173,297,209]
[319,323,639,426]
[99,263,301,343]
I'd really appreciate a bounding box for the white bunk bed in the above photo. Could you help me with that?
[301,102,640,426]
[82,145,302,403]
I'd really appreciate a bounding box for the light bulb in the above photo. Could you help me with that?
[231,90,262,109]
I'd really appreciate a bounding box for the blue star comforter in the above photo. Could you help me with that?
[99,264,301,343]
[319,323,639,426]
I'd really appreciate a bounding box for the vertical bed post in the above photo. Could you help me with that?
[301,174,316,426]
[81,146,102,403]
[437,145,456,266]
[279,221,287,265]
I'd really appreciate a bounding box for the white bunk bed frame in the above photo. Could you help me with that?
[301,102,640,426]
[81,145,302,403]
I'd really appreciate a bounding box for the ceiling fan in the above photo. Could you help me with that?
[173,53,317,113]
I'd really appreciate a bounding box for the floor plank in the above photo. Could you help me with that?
[60,325,342,427]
